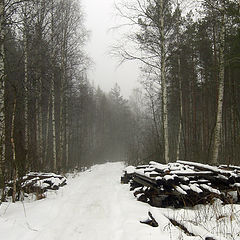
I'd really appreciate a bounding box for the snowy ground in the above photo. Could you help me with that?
[0,162,240,240]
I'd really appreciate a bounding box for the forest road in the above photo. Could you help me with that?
[0,162,155,240]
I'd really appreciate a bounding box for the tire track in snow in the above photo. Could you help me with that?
[34,163,123,240]
[1,162,173,240]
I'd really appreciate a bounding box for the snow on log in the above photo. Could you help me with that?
[7,172,67,199]
[174,186,187,195]
[189,184,202,193]
[122,160,240,208]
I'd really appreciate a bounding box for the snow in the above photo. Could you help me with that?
[1,162,240,240]
[22,177,40,187]
[0,162,178,240]
[200,184,221,195]
[145,171,159,177]
[163,174,175,181]
[135,169,145,175]
[233,183,240,188]
[133,187,142,194]
[177,160,232,175]
[189,183,203,193]
[180,184,191,191]
[125,166,135,174]
[175,186,187,195]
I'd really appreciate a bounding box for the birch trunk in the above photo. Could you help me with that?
[150,95,161,152]
[23,3,28,169]
[35,74,43,169]
[159,0,169,163]
[51,0,57,172]
[35,97,39,168]
[59,18,68,171]
[11,98,17,203]
[38,78,43,167]
[59,78,64,171]
[212,12,226,165]
[176,2,182,161]
[36,1,45,169]
[44,95,51,165]
[0,0,5,197]
[59,47,65,171]
[176,57,183,160]
[65,96,69,168]
[52,77,57,172]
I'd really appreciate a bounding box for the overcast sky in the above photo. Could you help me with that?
[81,0,141,98]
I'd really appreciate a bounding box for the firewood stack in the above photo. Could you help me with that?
[121,160,240,208]
[7,172,67,199]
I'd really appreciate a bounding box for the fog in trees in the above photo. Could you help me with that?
[115,0,240,166]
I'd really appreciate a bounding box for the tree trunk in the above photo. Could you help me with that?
[51,0,57,172]
[35,97,39,169]
[44,94,51,167]
[23,2,28,170]
[59,76,64,171]
[38,77,43,168]
[65,96,69,168]
[212,12,226,165]
[11,98,17,203]
[52,77,57,172]
[176,2,182,161]
[176,57,183,160]
[0,0,5,200]
[159,0,169,163]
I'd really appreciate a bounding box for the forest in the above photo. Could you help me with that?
[0,0,239,203]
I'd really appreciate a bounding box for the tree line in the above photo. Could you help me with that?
[116,0,240,166]
[0,0,134,201]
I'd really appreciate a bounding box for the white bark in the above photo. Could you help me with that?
[51,78,57,172]
[35,97,39,164]
[59,85,64,170]
[65,96,69,168]
[44,95,51,165]
[51,0,57,172]
[38,78,43,167]
[176,2,182,161]
[11,98,17,203]
[160,0,169,164]
[176,57,183,160]
[0,0,5,192]
[59,11,68,170]
[23,3,28,167]
[36,83,43,168]
[212,12,226,165]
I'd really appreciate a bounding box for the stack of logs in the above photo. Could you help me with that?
[7,172,67,200]
[121,160,240,208]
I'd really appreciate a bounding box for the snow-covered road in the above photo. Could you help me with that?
[0,162,175,240]
[2,162,232,240]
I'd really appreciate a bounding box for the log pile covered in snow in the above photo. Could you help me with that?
[7,172,67,199]
[121,160,240,208]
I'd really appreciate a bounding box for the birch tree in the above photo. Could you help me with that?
[175,1,183,161]
[50,0,57,172]
[0,0,5,197]
[211,9,226,164]
[115,0,175,163]
[22,1,30,169]
[159,0,169,163]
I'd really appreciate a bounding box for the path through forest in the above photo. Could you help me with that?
[0,162,175,240]
[2,162,227,240]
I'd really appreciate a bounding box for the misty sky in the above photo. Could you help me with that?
[81,0,140,98]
